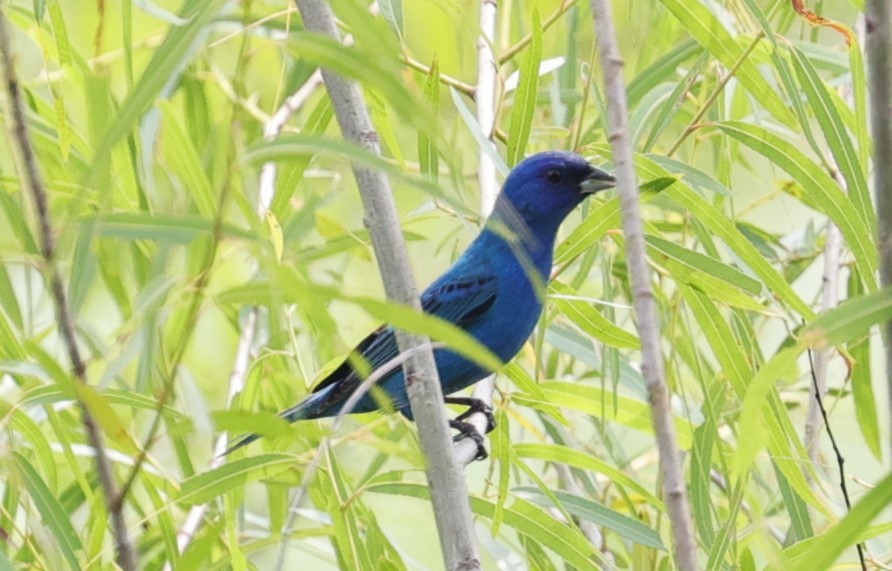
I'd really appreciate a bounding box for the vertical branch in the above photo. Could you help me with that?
[454,0,500,467]
[476,0,499,214]
[804,168,844,462]
[588,1,698,569]
[0,9,137,571]
[866,0,892,465]
[293,1,481,569]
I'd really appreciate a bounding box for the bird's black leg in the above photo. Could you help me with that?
[449,419,488,461]
[444,396,496,433]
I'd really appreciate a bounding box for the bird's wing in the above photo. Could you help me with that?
[309,271,499,399]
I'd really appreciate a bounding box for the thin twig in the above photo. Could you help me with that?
[454,0,500,467]
[402,54,476,97]
[589,1,698,569]
[293,2,481,569]
[499,0,577,64]
[806,347,868,570]
[665,32,765,158]
[0,9,137,570]
[865,0,892,466]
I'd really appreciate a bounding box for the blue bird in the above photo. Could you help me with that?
[231,151,615,459]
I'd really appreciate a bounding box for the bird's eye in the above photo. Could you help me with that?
[546,170,563,184]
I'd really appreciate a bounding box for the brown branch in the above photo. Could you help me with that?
[589,1,698,569]
[0,8,137,570]
[293,1,481,569]
[866,0,892,468]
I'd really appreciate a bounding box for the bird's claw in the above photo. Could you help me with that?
[445,396,497,434]
[450,419,488,461]
[454,401,496,434]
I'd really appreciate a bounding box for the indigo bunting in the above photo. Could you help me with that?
[232,151,614,458]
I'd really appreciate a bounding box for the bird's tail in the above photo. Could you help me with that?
[222,396,318,455]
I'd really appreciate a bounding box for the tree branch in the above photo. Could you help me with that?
[292,1,481,569]
[866,0,892,466]
[0,9,136,570]
[454,0,500,467]
[589,1,698,569]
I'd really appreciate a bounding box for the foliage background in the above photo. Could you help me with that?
[0,0,889,569]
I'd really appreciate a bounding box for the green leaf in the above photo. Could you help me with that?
[788,45,875,235]
[12,452,83,570]
[847,271,881,459]
[507,9,542,166]
[159,100,216,217]
[515,487,665,550]
[91,0,230,173]
[417,60,440,181]
[513,443,664,510]
[176,454,295,505]
[549,280,639,349]
[802,287,892,348]
[91,212,253,244]
[378,0,403,39]
[366,483,599,570]
[787,472,892,571]
[658,0,795,126]
[534,381,693,449]
[647,234,762,295]
[647,157,814,319]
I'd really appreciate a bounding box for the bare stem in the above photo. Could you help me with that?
[293,1,481,569]
[453,0,501,467]
[499,0,577,64]
[0,9,137,570]
[866,0,892,467]
[589,1,698,569]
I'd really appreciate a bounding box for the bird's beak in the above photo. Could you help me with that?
[580,165,616,194]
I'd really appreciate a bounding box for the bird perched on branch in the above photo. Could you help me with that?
[231,151,615,459]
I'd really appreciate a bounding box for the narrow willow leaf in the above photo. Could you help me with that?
[847,271,880,459]
[13,452,83,570]
[246,133,442,197]
[516,487,665,550]
[705,482,744,569]
[507,9,542,166]
[780,522,892,566]
[10,410,57,490]
[91,0,229,171]
[513,443,664,510]
[646,155,731,196]
[537,381,693,449]
[734,346,800,474]
[658,0,795,126]
[365,483,599,570]
[159,100,216,217]
[802,287,892,348]
[491,409,510,535]
[627,39,701,107]
[549,281,639,349]
[378,0,403,39]
[451,86,510,176]
[92,212,253,244]
[418,60,440,180]
[555,177,675,266]
[848,40,870,169]
[788,46,874,234]
[646,158,815,319]
[176,454,295,505]
[787,472,892,571]
[648,235,761,295]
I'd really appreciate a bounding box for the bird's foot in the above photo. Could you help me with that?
[449,419,488,461]
[444,397,496,433]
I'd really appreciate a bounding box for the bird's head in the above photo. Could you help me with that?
[493,151,615,235]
